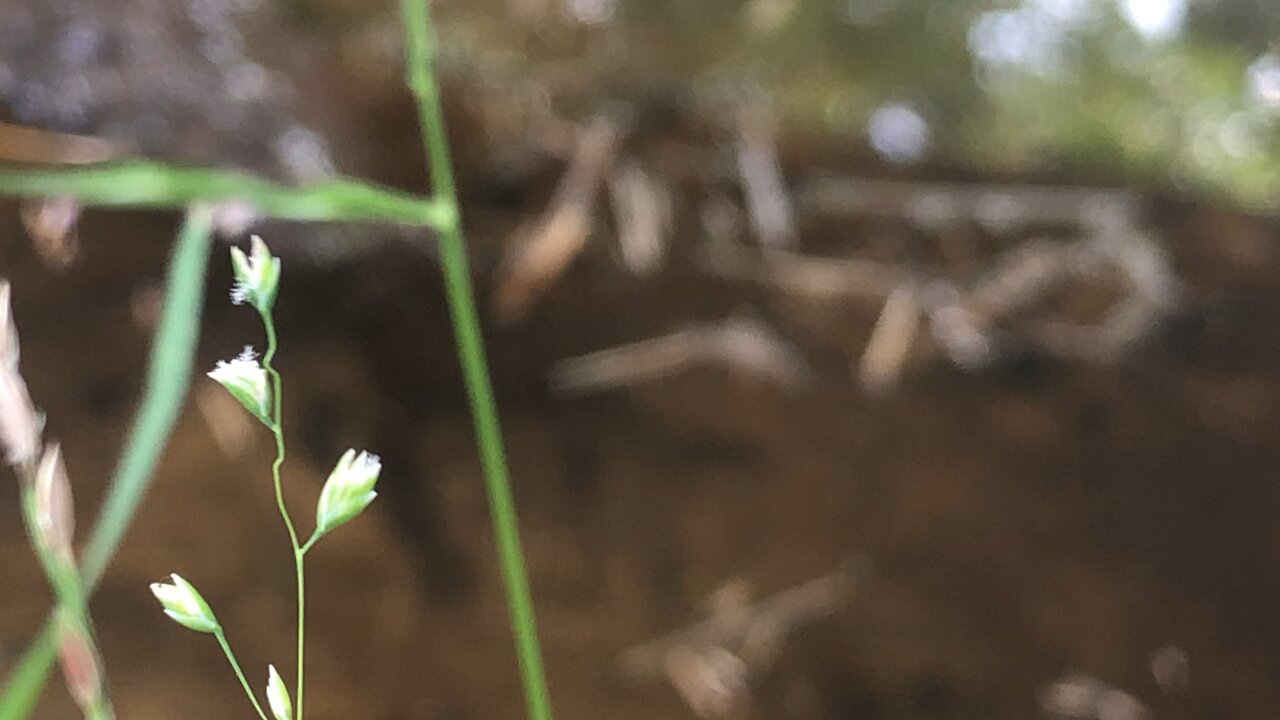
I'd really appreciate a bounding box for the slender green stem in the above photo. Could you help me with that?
[260,312,306,720]
[0,161,449,228]
[292,548,306,720]
[399,3,553,720]
[0,626,56,720]
[299,534,319,556]
[0,208,214,720]
[214,630,269,720]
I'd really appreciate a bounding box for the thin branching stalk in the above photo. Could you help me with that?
[259,311,308,720]
[398,2,554,719]
[0,208,214,720]
[213,630,269,720]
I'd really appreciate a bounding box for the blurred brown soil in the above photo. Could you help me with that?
[2,5,1280,717]
[2,174,1280,720]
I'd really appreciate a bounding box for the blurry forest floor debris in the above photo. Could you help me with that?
[617,564,857,719]
[4,1,1280,718]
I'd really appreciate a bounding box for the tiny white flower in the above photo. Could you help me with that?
[313,449,381,540]
[266,664,293,720]
[150,574,219,634]
[229,235,281,312]
[207,346,271,424]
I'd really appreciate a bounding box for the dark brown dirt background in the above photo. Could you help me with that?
[4,180,1280,720]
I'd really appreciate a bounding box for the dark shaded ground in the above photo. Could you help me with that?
[4,3,1280,719]
[3,170,1280,720]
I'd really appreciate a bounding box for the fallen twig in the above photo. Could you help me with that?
[801,175,1140,232]
[700,241,906,300]
[0,123,123,165]
[551,312,813,394]
[607,160,672,276]
[493,116,623,322]
[736,106,797,250]
[617,564,859,683]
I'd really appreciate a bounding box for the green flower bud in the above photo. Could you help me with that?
[229,235,281,312]
[150,574,219,634]
[266,664,293,720]
[314,449,381,540]
[208,347,271,425]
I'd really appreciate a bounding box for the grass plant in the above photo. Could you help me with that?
[0,1,553,718]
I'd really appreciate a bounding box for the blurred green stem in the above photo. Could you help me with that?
[0,161,448,227]
[399,2,553,720]
[0,207,214,720]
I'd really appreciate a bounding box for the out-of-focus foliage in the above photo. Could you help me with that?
[441,0,1280,206]
[5,0,1277,205]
